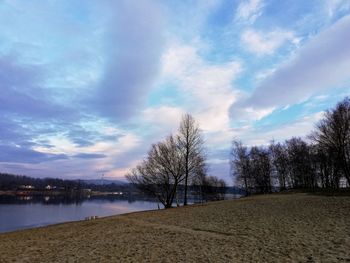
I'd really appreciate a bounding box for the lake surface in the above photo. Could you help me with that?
[0,195,159,233]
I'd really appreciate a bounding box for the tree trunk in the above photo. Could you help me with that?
[184,173,188,206]
[183,145,189,206]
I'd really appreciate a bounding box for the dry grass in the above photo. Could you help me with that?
[1,193,349,262]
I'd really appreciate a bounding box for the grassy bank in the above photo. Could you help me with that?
[1,193,349,262]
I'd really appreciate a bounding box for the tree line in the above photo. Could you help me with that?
[126,114,226,208]
[0,173,84,190]
[0,173,129,193]
[231,97,350,195]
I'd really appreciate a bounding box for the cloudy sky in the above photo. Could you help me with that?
[1,0,350,183]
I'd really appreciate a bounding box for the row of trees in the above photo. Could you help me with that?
[232,97,350,194]
[126,114,226,208]
[0,173,85,191]
[0,173,130,193]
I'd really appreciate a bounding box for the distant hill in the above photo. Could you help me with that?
[82,179,127,185]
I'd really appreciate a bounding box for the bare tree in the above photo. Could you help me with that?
[285,137,315,189]
[126,135,185,208]
[191,154,207,202]
[192,174,226,201]
[311,97,350,186]
[250,146,272,194]
[201,175,226,201]
[311,144,340,189]
[230,98,350,192]
[269,141,290,190]
[231,140,252,195]
[178,113,206,206]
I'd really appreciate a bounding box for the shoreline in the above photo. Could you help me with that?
[0,197,222,235]
[0,205,164,235]
[0,195,214,234]
[0,197,226,236]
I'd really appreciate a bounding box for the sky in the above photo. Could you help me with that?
[1,0,350,184]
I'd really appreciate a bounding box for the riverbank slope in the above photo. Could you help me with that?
[1,193,349,262]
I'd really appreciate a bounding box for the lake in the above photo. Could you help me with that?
[0,195,159,233]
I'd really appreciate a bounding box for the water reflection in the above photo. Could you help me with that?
[0,194,239,233]
[0,195,159,233]
[0,194,157,205]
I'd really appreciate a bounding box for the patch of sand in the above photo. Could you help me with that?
[0,193,349,262]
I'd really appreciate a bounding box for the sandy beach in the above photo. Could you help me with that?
[0,193,349,262]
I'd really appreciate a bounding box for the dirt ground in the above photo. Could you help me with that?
[0,193,349,262]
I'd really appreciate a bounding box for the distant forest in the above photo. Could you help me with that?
[0,173,128,192]
[0,173,242,198]
[232,97,350,195]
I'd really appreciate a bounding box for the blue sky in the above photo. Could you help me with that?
[1,0,350,183]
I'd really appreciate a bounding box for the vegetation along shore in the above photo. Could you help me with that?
[1,193,349,262]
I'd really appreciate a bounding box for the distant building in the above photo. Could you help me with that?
[18,185,35,190]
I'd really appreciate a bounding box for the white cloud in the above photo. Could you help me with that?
[32,127,142,179]
[244,106,275,121]
[234,15,350,115]
[141,106,184,135]
[241,112,325,146]
[241,29,297,56]
[161,44,241,148]
[235,0,264,24]
[89,132,142,175]
[229,92,276,123]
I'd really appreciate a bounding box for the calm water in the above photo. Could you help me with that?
[0,195,158,233]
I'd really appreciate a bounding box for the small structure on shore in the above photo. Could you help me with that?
[85,216,99,221]
[45,185,57,190]
[18,185,35,190]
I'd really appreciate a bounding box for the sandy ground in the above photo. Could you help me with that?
[0,193,349,263]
